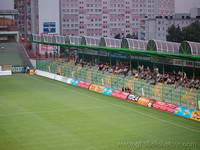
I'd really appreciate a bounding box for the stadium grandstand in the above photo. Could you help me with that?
[27,33,200,110]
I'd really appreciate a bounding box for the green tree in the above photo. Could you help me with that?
[167,21,200,43]
[126,33,133,39]
[126,33,138,39]
[114,34,121,39]
[167,25,183,42]
[182,21,200,42]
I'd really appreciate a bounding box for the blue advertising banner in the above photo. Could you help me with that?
[43,22,56,33]
[102,88,115,96]
[70,79,80,87]
[174,106,195,118]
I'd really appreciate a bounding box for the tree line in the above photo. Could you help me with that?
[167,21,200,43]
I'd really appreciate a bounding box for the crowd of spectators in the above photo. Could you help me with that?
[73,57,200,90]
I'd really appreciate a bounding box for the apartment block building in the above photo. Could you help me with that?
[139,12,200,41]
[60,0,175,37]
[14,0,39,38]
[190,8,200,18]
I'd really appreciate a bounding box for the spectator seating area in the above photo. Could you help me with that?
[37,57,200,109]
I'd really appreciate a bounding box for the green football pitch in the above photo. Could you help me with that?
[0,75,200,150]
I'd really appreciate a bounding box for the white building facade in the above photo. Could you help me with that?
[139,17,200,41]
[60,0,175,37]
[190,8,200,18]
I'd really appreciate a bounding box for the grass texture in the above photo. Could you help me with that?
[0,74,200,150]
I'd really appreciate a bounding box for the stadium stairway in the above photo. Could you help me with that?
[0,42,33,68]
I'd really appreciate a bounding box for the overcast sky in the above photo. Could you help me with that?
[176,0,200,13]
[0,0,200,13]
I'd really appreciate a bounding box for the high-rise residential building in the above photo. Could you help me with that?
[60,0,175,37]
[14,0,60,55]
[14,0,39,38]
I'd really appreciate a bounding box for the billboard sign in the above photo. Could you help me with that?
[43,22,56,33]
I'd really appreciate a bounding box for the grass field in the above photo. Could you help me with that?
[0,74,200,150]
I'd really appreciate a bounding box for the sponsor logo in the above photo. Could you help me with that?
[128,94,140,102]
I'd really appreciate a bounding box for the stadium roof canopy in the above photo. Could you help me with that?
[54,35,65,44]
[99,37,121,48]
[29,34,200,61]
[121,38,148,50]
[69,36,81,45]
[42,34,52,43]
[32,34,41,42]
[179,41,200,55]
[147,40,180,53]
[81,36,100,46]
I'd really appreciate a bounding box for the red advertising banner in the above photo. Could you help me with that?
[152,101,178,113]
[137,97,153,107]
[111,90,129,100]
[77,81,91,89]
[190,111,200,122]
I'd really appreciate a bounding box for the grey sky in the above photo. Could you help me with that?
[0,0,13,10]
[0,0,200,13]
[175,0,200,13]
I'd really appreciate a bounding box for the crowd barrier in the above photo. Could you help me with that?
[137,97,153,107]
[89,84,105,93]
[71,79,80,86]
[191,111,200,122]
[111,90,129,100]
[35,70,200,122]
[0,71,12,76]
[66,78,74,84]
[77,81,91,89]
[152,101,178,114]
[174,106,195,118]
[128,94,140,103]
[102,88,115,96]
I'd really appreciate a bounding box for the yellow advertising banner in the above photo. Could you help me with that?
[89,84,105,93]
[190,111,200,122]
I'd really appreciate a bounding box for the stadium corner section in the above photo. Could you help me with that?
[0,65,35,76]
[0,42,34,75]
[35,69,200,123]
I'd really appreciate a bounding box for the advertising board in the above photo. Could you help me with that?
[128,94,140,102]
[66,78,74,85]
[77,81,91,89]
[71,80,80,86]
[174,106,195,118]
[190,111,200,122]
[89,84,105,93]
[137,97,153,107]
[152,101,178,113]
[102,88,115,96]
[111,90,129,100]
